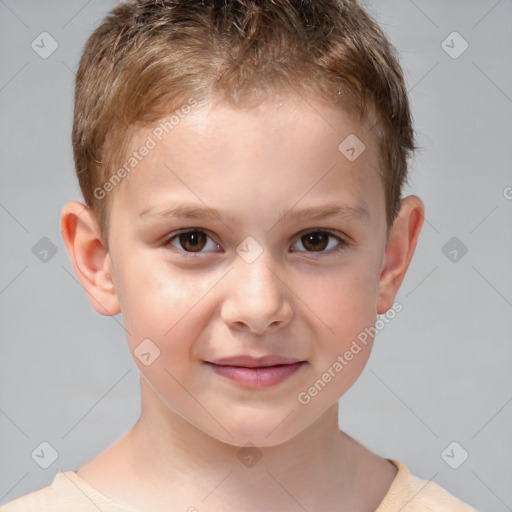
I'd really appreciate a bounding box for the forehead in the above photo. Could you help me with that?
[109,95,384,231]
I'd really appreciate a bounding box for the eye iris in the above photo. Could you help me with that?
[179,231,206,252]
[302,232,329,251]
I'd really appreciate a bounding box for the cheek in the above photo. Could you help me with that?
[298,272,378,403]
[116,254,219,358]
[293,255,381,396]
[296,255,381,339]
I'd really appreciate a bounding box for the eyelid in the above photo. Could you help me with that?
[297,228,344,238]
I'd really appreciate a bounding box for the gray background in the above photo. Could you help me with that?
[1,0,511,510]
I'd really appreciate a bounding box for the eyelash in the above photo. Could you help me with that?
[163,229,349,257]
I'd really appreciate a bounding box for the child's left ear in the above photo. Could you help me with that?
[377,195,424,314]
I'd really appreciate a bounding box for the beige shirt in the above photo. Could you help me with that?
[1,459,478,511]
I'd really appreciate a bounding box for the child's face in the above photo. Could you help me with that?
[74,95,421,446]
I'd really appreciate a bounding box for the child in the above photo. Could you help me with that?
[1,0,478,510]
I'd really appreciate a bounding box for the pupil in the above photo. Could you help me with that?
[180,231,206,251]
[303,232,328,251]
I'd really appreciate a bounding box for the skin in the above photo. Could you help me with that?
[61,93,424,512]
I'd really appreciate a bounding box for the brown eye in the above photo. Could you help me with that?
[167,229,221,255]
[301,231,330,251]
[177,231,207,252]
[291,230,345,254]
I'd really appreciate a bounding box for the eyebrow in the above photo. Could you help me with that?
[137,202,369,225]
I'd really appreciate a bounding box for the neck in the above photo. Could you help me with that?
[80,375,396,512]
[121,376,381,511]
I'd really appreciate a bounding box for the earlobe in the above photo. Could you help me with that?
[376,195,424,314]
[60,200,121,316]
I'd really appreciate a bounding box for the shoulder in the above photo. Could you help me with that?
[376,459,479,512]
[0,472,66,512]
[0,471,132,512]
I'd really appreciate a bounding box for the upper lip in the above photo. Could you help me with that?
[206,355,304,368]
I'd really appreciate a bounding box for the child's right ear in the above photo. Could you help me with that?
[60,201,120,316]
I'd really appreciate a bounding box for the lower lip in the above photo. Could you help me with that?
[205,362,305,389]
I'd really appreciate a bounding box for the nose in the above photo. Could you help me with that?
[220,255,293,335]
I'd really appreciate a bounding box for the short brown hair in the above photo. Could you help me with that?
[73,0,416,244]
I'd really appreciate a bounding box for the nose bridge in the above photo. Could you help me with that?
[221,249,293,333]
[235,250,284,307]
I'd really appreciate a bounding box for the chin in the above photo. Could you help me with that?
[202,412,304,449]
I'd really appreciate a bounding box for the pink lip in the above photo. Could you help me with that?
[204,355,306,389]
[209,355,303,367]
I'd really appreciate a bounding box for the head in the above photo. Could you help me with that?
[62,0,424,447]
